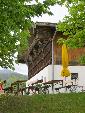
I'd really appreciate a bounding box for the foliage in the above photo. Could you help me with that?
[56,0,85,63]
[0,0,57,69]
[5,74,27,88]
[79,55,85,65]
[0,93,85,113]
[56,0,85,48]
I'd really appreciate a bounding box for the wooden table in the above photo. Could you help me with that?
[43,80,63,93]
[32,79,43,85]
[43,80,63,86]
[65,85,78,92]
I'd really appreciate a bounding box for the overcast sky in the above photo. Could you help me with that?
[0,4,68,75]
[32,4,68,23]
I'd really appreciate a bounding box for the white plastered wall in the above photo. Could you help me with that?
[26,65,85,87]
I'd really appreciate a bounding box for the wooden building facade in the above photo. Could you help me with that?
[18,22,85,80]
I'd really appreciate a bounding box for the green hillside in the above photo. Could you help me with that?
[0,93,85,113]
[0,69,27,87]
[5,75,27,87]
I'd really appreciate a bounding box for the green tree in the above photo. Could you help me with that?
[56,0,85,48]
[56,0,85,64]
[0,0,56,69]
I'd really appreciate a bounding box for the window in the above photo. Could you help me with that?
[71,73,78,80]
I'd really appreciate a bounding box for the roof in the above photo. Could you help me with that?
[34,22,56,27]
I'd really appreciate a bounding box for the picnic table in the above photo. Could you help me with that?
[43,80,63,86]
[65,84,78,92]
[27,80,43,94]
[32,79,43,85]
[43,80,63,93]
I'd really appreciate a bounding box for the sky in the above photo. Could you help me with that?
[0,4,68,75]
[32,4,68,23]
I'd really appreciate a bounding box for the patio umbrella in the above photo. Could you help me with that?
[61,44,70,77]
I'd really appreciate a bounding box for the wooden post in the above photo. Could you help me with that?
[52,39,54,93]
[51,31,56,94]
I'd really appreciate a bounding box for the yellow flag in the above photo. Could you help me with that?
[61,44,70,77]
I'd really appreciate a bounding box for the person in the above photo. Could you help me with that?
[0,82,3,90]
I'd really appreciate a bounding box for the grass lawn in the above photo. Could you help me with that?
[0,93,85,113]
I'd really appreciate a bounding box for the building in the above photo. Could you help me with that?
[19,22,85,93]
